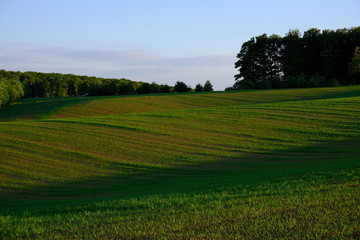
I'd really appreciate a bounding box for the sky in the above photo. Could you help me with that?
[0,0,359,90]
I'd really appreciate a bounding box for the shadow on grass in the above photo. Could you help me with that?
[0,97,94,121]
[0,137,359,214]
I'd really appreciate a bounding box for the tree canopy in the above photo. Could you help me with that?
[195,80,213,92]
[0,78,24,109]
[233,27,360,90]
[174,81,191,92]
[195,83,204,92]
[0,70,174,109]
[203,80,213,92]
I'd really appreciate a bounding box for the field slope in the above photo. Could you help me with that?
[0,86,360,239]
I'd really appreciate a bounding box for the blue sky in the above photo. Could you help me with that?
[0,0,359,90]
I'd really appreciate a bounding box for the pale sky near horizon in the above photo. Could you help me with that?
[0,0,359,90]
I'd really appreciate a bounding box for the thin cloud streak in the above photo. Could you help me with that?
[32,47,163,65]
[0,45,237,90]
[32,47,234,67]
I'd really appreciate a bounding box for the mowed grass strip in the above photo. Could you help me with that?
[0,87,360,239]
[35,85,360,119]
[0,94,359,192]
[1,85,359,121]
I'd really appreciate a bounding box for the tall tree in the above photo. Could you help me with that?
[203,80,213,91]
[234,37,256,82]
[282,29,303,78]
[302,28,322,77]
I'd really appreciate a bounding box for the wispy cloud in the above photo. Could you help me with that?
[0,44,236,90]
[160,55,233,68]
[32,47,163,65]
[32,47,234,67]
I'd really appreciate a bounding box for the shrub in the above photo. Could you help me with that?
[174,81,191,92]
[195,84,204,92]
[233,79,255,90]
[203,80,213,91]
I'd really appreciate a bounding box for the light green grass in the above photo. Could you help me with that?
[0,86,359,239]
[1,85,359,121]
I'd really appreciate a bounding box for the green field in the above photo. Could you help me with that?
[1,86,360,239]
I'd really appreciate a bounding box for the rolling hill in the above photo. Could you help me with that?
[0,86,359,239]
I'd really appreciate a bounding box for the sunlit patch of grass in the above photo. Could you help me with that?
[1,85,359,121]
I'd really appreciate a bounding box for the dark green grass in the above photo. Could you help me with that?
[1,152,359,239]
[0,96,92,121]
[0,86,359,239]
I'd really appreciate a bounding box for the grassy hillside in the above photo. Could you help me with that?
[1,86,360,121]
[0,86,360,239]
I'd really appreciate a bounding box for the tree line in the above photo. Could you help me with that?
[0,70,173,109]
[0,69,214,109]
[230,27,360,90]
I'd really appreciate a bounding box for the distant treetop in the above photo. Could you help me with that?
[174,81,191,92]
[203,80,213,91]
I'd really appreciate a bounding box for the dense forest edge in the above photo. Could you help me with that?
[0,70,216,110]
[229,27,360,90]
[0,70,173,109]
